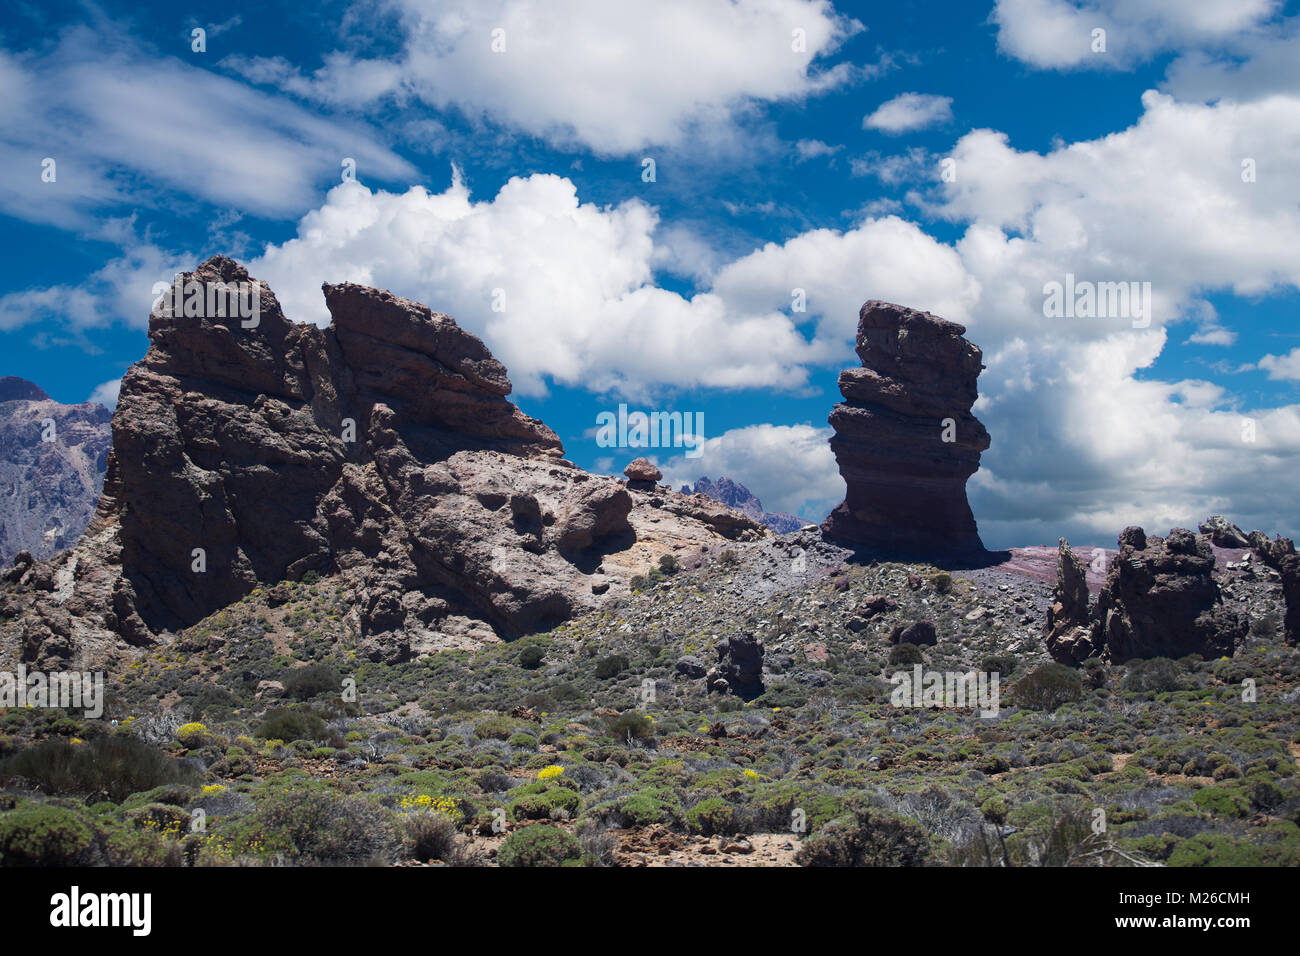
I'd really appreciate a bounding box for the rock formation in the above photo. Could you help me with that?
[1198,516,1250,549]
[1247,530,1295,570]
[1281,554,1299,646]
[0,378,111,565]
[0,257,764,669]
[679,476,804,534]
[1090,527,1248,663]
[705,632,763,698]
[821,301,989,557]
[1043,539,1097,664]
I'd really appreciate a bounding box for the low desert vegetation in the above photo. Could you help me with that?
[0,557,1295,868]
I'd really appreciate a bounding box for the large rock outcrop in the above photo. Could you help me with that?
[0,378,111,565]
[1,257,764,669]
[1090,527,1248,663]
[821,301,989,557]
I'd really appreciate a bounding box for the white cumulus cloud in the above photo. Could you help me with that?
[991,0,1282,70]
[225,0,865,155]
[863,93,953,134]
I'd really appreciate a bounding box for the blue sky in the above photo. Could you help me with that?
[2,0,1298,549]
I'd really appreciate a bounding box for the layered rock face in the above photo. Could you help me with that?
[821,302,989,557]
[679,476,804,534]
[0,378,111,565]
[1089,527,1247,663]
[1,257,763,668]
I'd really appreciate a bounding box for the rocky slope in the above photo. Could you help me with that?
[0,257,763,670]
[0,377,111,565]
[678,476,805,534]
[821,302,990,558]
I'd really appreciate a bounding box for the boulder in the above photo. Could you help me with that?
[623,457,662,491]
[889,620,938,646]
[675,655,707,679]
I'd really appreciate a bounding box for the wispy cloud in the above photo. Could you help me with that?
[0,25,414,230]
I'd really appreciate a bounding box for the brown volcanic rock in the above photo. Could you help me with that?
[623,457,662,483]
[1090,527,1248,663]
[1281,553,1300,646]
[705,631,764,698]
[1043,538,1098,664]
[821,301,989,557]
[1,257,764,669]
[0,380,111,565]
[1246,530,1295,570]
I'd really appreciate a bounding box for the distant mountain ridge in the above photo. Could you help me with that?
[678,476,806,534]
[0,377,111,565]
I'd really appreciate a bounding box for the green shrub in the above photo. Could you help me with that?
[617,788,682,827]
[889,643,924,666]
[1250,612,1279,638]
[498,825,582,867]
[748,784,844,833]
[474,716,517,740]
[980,795,1008,824]
[1192,786,1249,818]
[686,797,734,835]
[518,645,546,670]
[175,721,213,749]
[606,711,655,742]
[256,708,328,742]
[595,655,629,679]
[658,554,680,574]
[931,572,953,594]
[508,783,582,821]
[0,805,96,866]
[980,654,1018,677]
[400,810,459,862]
[0,736,201,803]
[796,806,933,866]
[230,789,399,864]
[1165,821,1300,866]
[1122,658,1183,694]
[283,663,342,700]
[1012,664,1083,711]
